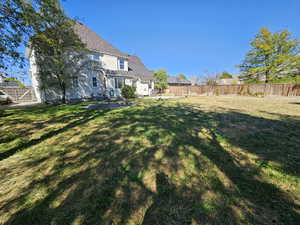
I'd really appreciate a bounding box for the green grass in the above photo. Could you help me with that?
[0,96,300,225]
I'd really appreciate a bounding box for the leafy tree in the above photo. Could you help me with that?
[239,28,300,83]
[154,69,168,93]
[31,16,88,103]
[219,71,233,79]
[0,0,64,74]
[176,74,187,80]
[290,55,300,85]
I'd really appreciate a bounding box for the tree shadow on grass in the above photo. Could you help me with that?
[1,102,299,225]
[0,109,108,161]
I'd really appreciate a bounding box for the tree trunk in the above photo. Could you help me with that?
[265,70,269,83]
[61,83,66,104]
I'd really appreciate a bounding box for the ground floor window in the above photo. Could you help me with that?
[92,77,97,87]
[114,77,125,89]
[73,76,79,87]
[103,77,107,89]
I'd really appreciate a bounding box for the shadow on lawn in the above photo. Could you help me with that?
[1,102,299,225]
[0,109,108,161]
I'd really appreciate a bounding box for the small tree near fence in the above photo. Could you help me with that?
[154,69,168,93]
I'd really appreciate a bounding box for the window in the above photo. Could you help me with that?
[119,58,125,70]
[73,76,79,87]
[114,77,124,89]
[89,53,101,61]
[92,77,97,87]
[103,77,107,89]
[0,91,4,95]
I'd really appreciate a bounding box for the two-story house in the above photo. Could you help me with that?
[28,22,154,103]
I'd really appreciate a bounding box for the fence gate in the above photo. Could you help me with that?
[0,87,37,102]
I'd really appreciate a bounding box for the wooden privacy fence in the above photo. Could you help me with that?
[0,87,37,102]
[165,83,300,97]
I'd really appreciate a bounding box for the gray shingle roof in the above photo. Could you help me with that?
[74,22,128,58]
[167,76,191,84]
[128,55,154,81]
[74,22,153,81]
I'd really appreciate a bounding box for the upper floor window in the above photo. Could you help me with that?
[92,77,97,87]
[89,53,101,61]
[73,76,79,87]
[119,58,125,70]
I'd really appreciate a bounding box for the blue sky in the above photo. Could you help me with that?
[60,0,300,79]
[19,0,299,84]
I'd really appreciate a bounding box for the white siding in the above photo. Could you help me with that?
[29,50,42,102]
[136,80,150,96]
[101,54,128,71]
[102,54,118,70]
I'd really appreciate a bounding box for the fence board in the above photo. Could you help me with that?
[166,83,300,97]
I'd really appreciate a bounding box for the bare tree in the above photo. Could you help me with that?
[190,75,199,86]
[200,71,218,85]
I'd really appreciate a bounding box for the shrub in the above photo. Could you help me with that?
[121,85,136,99]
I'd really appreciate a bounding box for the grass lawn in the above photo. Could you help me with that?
[0,96,300,225]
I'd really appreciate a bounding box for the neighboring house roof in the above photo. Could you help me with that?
[0,81,18,87]
[216,77,241,85]
[167,76,191,85]
[74,22,128,58]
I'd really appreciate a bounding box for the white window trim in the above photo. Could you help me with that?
[118,58,125,70]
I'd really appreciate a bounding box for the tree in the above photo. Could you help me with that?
[239,28,300,83]
[154,69,168,93]
[203,74,218,85]
[219,71,233,79]
[290,55,300,85]
[199,70,218,85]
[190,75,199,85]
[0,0,64,75]
[176,74,187,80]
[31,6,88,103]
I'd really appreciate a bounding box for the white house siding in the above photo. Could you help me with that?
[101,54,128,71]
[136,80,151,96]
[29,50,42,102]
[29,52,105,102]
[125,79,132,86]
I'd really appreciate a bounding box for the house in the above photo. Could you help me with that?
[28,22,154,103]
[167,76,191,86]
[0,74,19,87]
[216,77,242,85]
[0,74,5,83]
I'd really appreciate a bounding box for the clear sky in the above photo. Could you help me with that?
[60,0,300,79]
[18,0,299,85]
